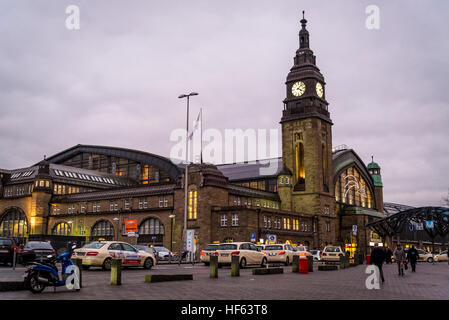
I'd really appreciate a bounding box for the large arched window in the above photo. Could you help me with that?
[139,218,164,235]
[0,209,28,237]
[52,222,71,236]
[294,132,305,191]
[91,220,114,237]
[335,167,373,209]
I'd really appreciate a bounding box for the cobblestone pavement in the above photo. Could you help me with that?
[0,262,448,300]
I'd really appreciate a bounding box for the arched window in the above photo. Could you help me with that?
[294,132,305,191]
[91,220,114,237]
[52,222,71,236]
[0,209,28,237]
[139,218,164,235]
[335,167,373,209]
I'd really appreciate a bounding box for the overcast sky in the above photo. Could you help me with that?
[0,1,448,207]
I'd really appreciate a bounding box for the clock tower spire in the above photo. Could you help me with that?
[278,12,335,249]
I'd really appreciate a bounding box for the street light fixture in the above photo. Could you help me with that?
[113,217,119,241]
[169,214,176,252]
[178,92,199,254]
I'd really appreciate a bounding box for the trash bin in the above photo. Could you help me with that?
[299,258,308,274]
[365,254,371,265]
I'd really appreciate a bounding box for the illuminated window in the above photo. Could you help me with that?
[52,222,70,236]
[295,132,305,184]
[188,191,198,219]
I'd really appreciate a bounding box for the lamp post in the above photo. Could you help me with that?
[113,217,119,241]
[178,92,198,253]
[169,214,175,252]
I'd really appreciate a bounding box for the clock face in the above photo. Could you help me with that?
[291,81,306,97]
[316,82,324,98]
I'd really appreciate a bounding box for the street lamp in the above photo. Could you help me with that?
[113,217,119,241]
[178,92,199,253]
[169,214,175,252]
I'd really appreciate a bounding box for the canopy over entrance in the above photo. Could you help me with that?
[366,207,449,240]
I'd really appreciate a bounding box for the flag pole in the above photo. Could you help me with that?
[200,108,203,164]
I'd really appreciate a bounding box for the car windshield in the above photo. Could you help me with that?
[203,245,219,251]
[154,247,169,252]
[218,244,238,250]
[83,242,106,249]
[265,245,283,250]
[0,239,13,245]
[26,242,53,249]
[134,245,147,251]
[311,250,318,254]
[325,247,340,252]
[295,247,305,251]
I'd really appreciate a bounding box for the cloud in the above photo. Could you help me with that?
[0,0,448,207]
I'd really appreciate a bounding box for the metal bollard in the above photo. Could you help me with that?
[339,256,347,269]
[307,255,314,272]
[231,255,240,277]
[12,250,17,270]
[210,255,218,278]
[72,258,83,288]
[292,255,299,273]
[110,259,122,286]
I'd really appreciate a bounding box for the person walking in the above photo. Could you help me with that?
[370,243,386,283]
[407,245,419,272]
[385,247,393,264]
[393,243,406,276]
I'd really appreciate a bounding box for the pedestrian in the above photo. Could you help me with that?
[393,243,406,276]
[370,243,386,283]
[385,247,393,264]
[407,245,419,272]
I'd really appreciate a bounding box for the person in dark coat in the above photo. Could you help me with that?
[370,243,386,283]
[385,247,393,264]
[407,245,419,272]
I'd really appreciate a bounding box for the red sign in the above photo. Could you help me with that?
[124,219,138,233]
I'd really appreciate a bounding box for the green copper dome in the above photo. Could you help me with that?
[367,162,380,170]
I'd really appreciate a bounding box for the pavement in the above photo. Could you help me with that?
[0,262,448,300]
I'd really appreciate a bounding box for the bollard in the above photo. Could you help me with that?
[292,255,299,273]
[210,255,218,278]
[307,255,314,272]
[12,250,17,270]
[110,259,122,286]
[72,258,83,288]
[231,255,240,277]
[339,256,346,269]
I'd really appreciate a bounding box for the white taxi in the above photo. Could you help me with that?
[200,244,221,266]
[264,244,295,265]
[215,242,267,268]
[321,246,344,261]
[73,241,156,270]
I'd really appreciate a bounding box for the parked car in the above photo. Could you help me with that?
[292,245,313,259]
[200,244,221,266]
[215,242,267,268]
[0,237,16,265]
[434,250,448,262]
[73,241,156,270]
[18,241,56,265]
[264,244,295,265]
[310,249,322,261]
[417,249,434,263]
[151,246,174,261]
[321,246,344,261]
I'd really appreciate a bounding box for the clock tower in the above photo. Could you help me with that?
[279,12,336,247]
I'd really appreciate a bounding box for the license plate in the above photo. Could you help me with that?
[77,252,86,256]
[269,253,276,256]
[0,250,8,253]
[220,253,229,257]
[330,254,336,256]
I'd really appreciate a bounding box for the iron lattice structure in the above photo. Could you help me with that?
[366,207,449,240]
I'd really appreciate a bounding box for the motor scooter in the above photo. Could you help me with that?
[24,244,80,294]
